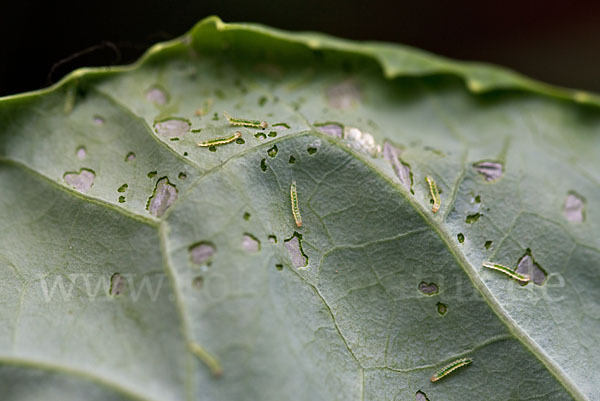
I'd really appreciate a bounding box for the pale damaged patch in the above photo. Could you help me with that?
[147,177,178,217]
[284,232,308,268]
[64,169,95,194]
[383,142,412,191]
[563,192,585,223]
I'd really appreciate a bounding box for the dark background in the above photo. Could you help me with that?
[2,0,600,96]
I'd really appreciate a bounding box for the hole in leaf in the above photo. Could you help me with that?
[145,85,169,105]
[289,155,296,164]
[146,177,178,217]
[243,212,251,221]
[109,273,124,296]
[284,232,308,268]
[466,213,482,224]
[267,145,278,157]
[260,159,267,172]
[242,233,261,252]
[418,281,439,296]
[436,302,447,316]
[148,171,157,178]
[484,240,492,250]
[268,131,277,137]
[118,196,126,203]
[209,146,217,152]
[236,138,245,144]
[63,168,95,194]
[125,152,136,162]
[383,141,412,192]
[272,122,290,129]
[315,122,343,138]
[117,184,128,193]
[307,147,317,155]
[457,233,465,243]
[92,115,104,125]
[275,264,283,271]
[255,132,266,139]
[178,172,187,180]
[415,390,430,401]
[516,249,548,286]
[189,241,216,265]
[473,161,503,181]
[563,191,585,223]
[192,276,204,289]
[154,117,190,139]
[268,235,277,243]
[76,146,87,160]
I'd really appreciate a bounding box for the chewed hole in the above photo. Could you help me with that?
[284,232,308,268]
[146,177,178,217]
[415,390,430,401]
[236,138,245,144]
[383,141,412,192]
[243,212,251,221]
[76,146,87,160]
[92,115,105,126]
[473,160,503,181]
[118,196,126,203]
[63,168,95,194]
[475,195,481,203]
[209,146,217,152]
[183,152,189,156]
[272,122,290,129]
[148,171,157,178]
[275,264,283,271]
[289,155,296,164]
[457,233,465,243]
[563,191,585,223]
[192,276,204,289]
[117,184,128,193]
[268,131,277,137]
[516,249,547,286]
[189,242,215,265]
[125,152,136,162]
[154,118,190,138]
[145,86,169,105]
[315,122,343,138]
[267,145,278,157]
[484,240,492,250]
[178,172,187,180]
[109,273,124,296]
[466,213,482,224]
[255,132,266,139]
[242,233,261,252]
[268,235,277,243]
[260,159,267,172]
[436,302,447,316]
[418,281,439,296]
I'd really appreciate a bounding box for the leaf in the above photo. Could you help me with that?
[0,16,598,401]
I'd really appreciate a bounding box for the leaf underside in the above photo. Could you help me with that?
[1,16,599,401]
